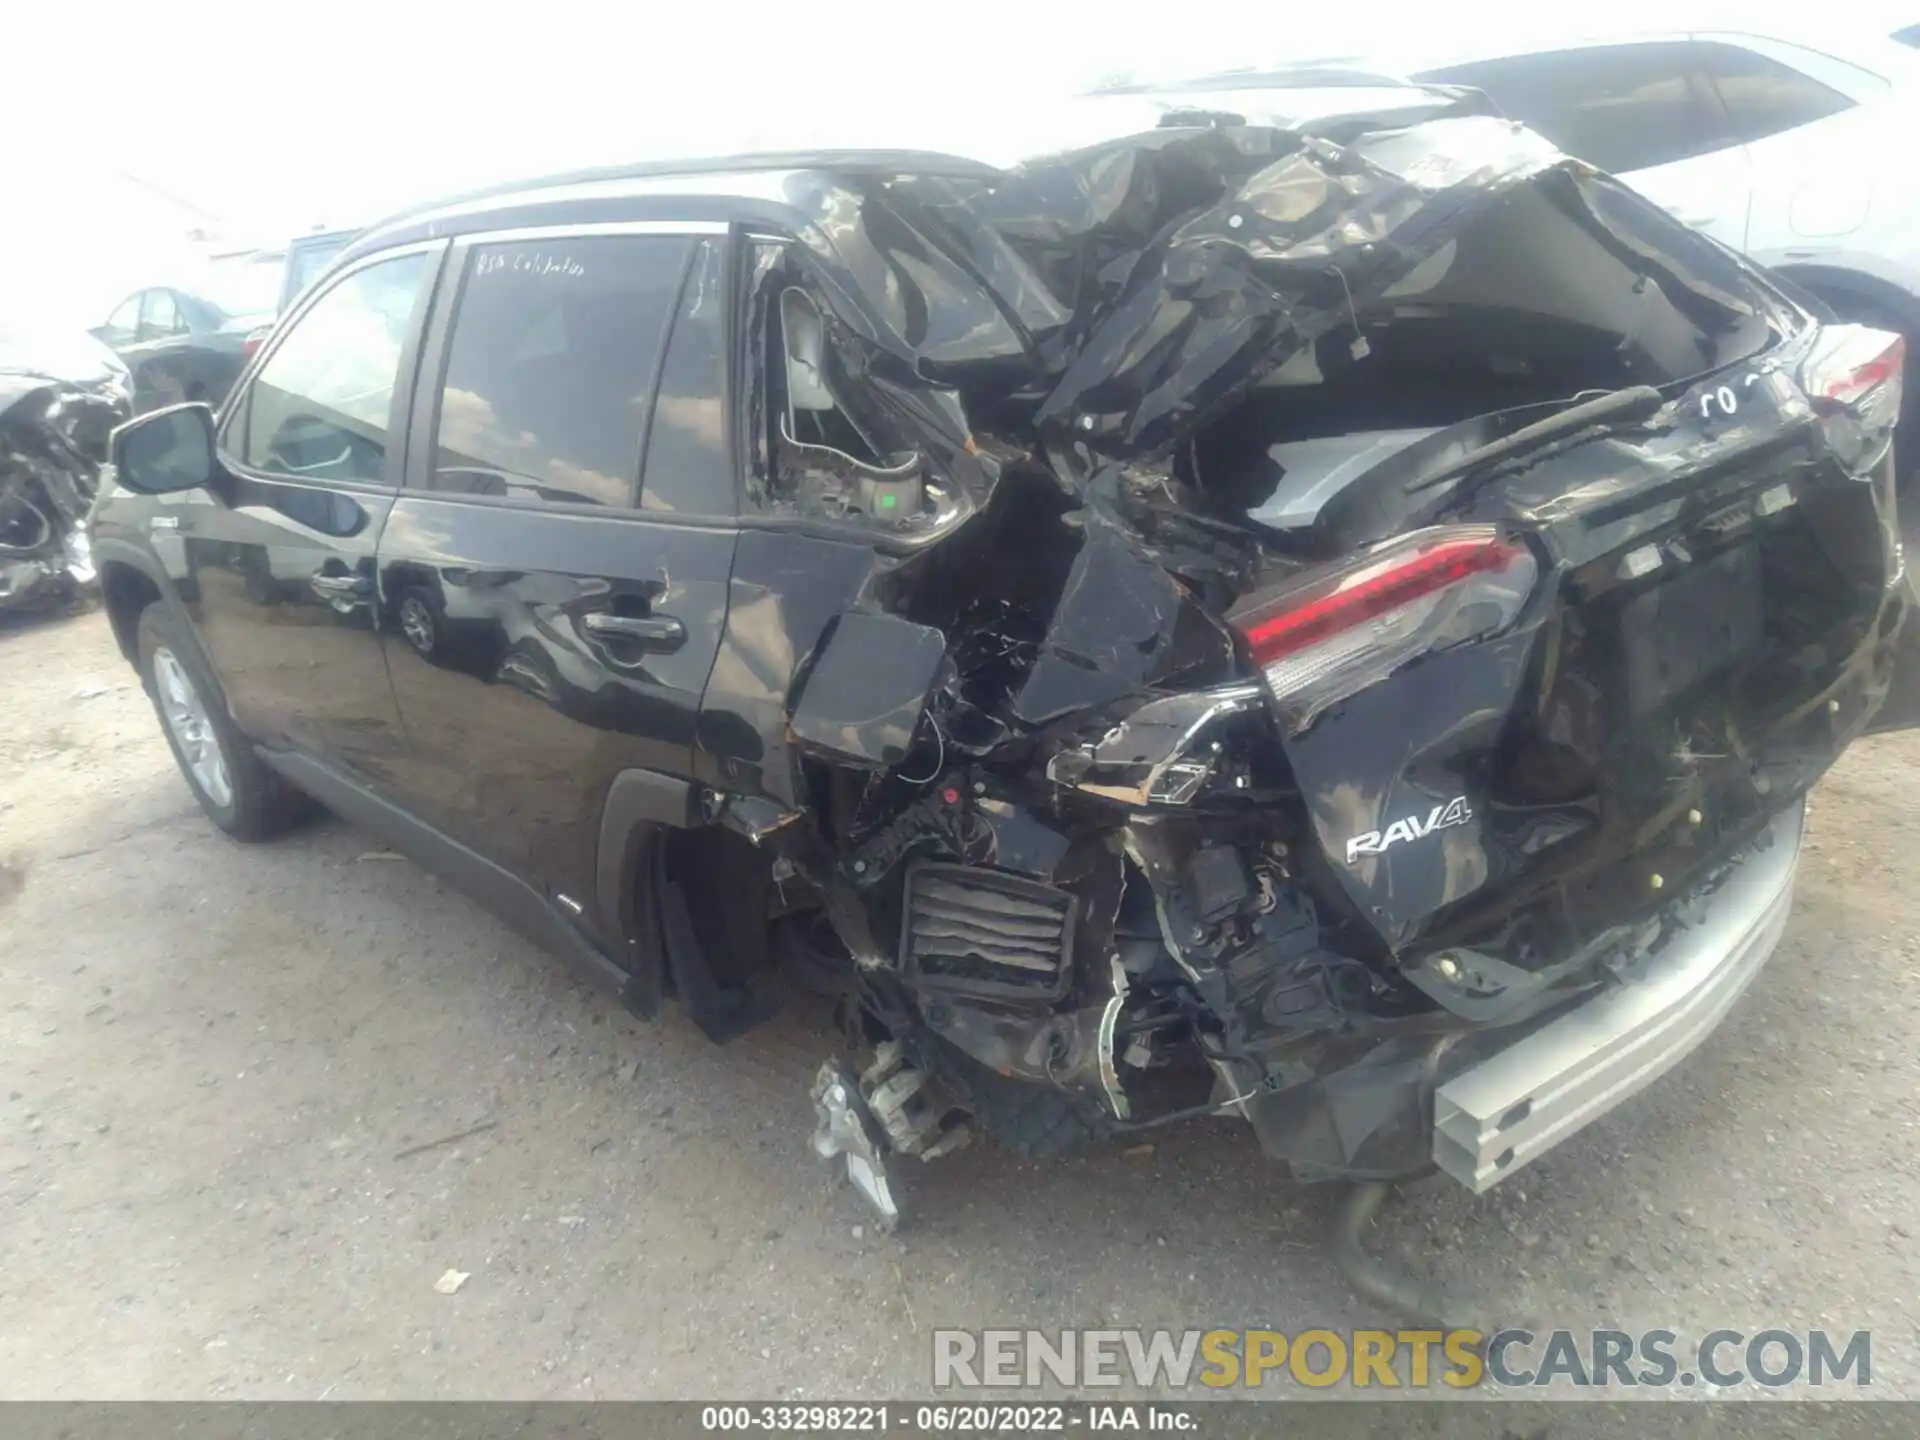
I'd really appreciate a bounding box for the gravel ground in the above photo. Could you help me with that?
[2,605,1917,1401]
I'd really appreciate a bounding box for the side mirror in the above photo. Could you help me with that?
[112,403,216,495]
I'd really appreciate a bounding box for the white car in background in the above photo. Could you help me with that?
[1404,27,1920,357]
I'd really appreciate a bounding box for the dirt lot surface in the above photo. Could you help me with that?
[4,606,1918,1401]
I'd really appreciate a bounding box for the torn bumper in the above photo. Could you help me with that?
[1431,801,1803,1192]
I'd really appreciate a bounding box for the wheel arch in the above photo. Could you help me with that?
[594,770,699,1019]
[593,770,783,1041]
[95,541,232,721]
[1768,262,1920,332]
[95,546,168,663]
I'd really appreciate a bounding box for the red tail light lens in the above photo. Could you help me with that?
[1802,325,1905,468]
[241,326,271,364]
[1804,326,1904,413]
[1229,526,1537,730]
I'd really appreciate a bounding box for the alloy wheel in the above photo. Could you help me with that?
[152,647,233,808]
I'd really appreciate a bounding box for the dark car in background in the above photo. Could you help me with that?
[93,257,281,414]
[91,231,360,417]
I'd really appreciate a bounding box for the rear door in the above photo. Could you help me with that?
[377,223,737,935]
[1417,40,1756,251]
[184,243,442,790]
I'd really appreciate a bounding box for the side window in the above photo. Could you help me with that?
[742,242,934,527]
[429,234,690,507]
[237,251,432,485]
[137,290,182,341]
[103,296,140,345]
[1418,43,1735,174]
[640,239,731,514]
[1699,42,1853,145]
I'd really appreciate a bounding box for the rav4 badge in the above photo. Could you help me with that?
[1345,796,1472,864]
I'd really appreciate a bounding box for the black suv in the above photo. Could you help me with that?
[89,102,1919,1298]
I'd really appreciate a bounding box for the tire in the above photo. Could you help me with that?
[136,602,312,840]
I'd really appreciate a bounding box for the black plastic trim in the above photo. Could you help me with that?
[593,769,699,1018]
[259,748,646,1007]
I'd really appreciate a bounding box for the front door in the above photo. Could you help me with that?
[185,244,443,790]
[376,226,737,932]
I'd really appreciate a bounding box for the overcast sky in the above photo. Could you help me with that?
[1,0,1883,328]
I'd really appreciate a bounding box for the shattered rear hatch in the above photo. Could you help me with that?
[697,92,1908,1182]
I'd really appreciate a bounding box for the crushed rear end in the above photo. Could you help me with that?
[657,97,1913,1222]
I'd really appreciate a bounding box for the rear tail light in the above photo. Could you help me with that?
[241,326,271,364]
[1802,325,1905,470]
[1229,526,1537,730]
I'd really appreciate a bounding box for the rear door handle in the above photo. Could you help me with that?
[581,611,686,652]
[309,572,371,599]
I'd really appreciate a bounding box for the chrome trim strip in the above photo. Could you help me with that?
[401,171,798,229]
[1432,802,1804,1192]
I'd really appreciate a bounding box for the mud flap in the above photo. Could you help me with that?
[658,849,782,1044]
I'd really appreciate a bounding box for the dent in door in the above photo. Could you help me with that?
[377,498,734,919]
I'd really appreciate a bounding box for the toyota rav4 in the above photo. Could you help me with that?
[88,86,1916,1317]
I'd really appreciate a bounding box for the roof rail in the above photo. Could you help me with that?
[1165,64,1424,91]
[362,148,1005,236]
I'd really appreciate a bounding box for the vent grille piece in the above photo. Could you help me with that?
[900,863,1075,1002]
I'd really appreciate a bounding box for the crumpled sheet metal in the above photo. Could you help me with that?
[780,115,1570,472]
[1,433,97,609]
[2,343,129,611]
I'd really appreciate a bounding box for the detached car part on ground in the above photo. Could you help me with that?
[1,329,130,610]
[96,96,1913,1322]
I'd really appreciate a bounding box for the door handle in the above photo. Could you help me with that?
[581,611,686,652]
[309,572,371,599]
